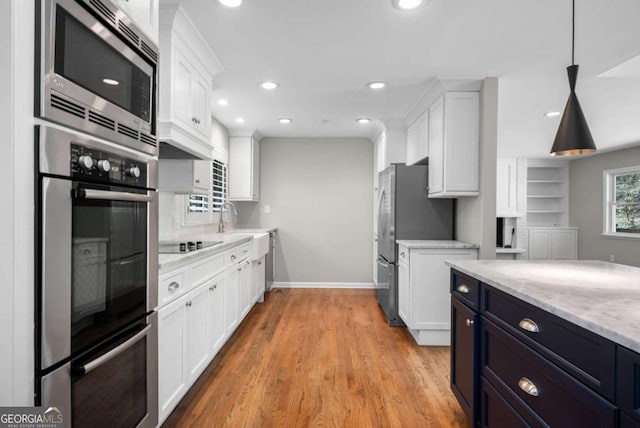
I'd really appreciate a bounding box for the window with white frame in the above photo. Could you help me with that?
[184,160,227,224]
[604,166,640,237]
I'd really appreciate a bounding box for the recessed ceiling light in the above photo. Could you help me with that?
[102,78,119,86]
[356,118,372,124]
[279,118,292,124]
[392,0,423,10]
[366,81,387,90]
[219,0,241,8]
[236,118,245,123]
[218,99,229,106]
[259,81,279,90]
[544,111,561,117]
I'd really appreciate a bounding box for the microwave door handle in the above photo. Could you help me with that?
[74,188,153,203]
[74,325,150,376]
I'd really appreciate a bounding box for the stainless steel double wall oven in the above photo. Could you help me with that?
[35,0,159,426]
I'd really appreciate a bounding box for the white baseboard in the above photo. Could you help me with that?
[272,281,376,289]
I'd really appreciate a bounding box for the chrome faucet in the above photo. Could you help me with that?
[218,201,238,233]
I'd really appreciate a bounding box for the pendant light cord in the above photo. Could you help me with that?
[572,0,575,65]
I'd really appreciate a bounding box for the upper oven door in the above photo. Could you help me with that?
[40,176,157,369]
[38,0,158,156]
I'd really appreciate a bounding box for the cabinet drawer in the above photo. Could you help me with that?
[480,378,529,428]
[225,248,239,265]
[481,319,616,428]
[617,347,640,424]
[190,254,224,287]
[621,413,640,428]
[73,242,106,261]
[238,243,251,259]
[159,270,187,306]
[451,269,480,310]
[481,286,615,400]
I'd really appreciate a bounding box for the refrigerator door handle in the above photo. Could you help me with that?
[377,188,386,238]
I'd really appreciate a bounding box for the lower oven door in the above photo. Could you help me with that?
[41,312,158,428]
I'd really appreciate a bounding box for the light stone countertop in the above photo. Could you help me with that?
[396,240,479,249]
[445,259,640,353]
[495,248,526,254]
[227,226,277,234]
[158,234,252,273]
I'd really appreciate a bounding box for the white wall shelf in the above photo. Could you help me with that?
[526,160,569,227]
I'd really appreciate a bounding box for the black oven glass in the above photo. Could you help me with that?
[54,6,152,122]
[71,182,147,354]
[72,326,147,428]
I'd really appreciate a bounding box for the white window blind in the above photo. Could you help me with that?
[211,160,227,212]
[185,160,227,224]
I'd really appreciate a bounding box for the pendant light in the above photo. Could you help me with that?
[550,0,596,156]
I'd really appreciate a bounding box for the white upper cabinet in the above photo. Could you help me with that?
[158,4,223,160]
[158,160,210,194]
[496,158,518,217]
[116,0,159,43]
[406,111,429,166]
[376,122,407,172]
[229,137,259,201]
[428,92,480,198]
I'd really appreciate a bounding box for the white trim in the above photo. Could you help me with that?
[603,166,640,238]
[601,232,640,240]
[273,282,376,289]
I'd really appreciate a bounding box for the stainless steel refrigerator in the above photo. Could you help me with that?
[376,164,454,326]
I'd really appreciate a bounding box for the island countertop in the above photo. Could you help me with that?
[445,259,640,353]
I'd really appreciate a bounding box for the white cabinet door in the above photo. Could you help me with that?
[172,46,194,132]
[406,122,419,166]
[252,257,266,304]
[528,230,551,260]
[416,111,429,162]
[551,230,577,259]
[117,0,158,43]
[224,267,240,335]
[229,137,259,201]
[428,96,445,195]
[443,92,480,193]
[206,277,226,359]
[185,285,209,383]
[496,158,518,217]
[239,261,252,320]
[158,295,188,423]
[191,71,211,140]
[159,160,210,194]
[398,261,410,325]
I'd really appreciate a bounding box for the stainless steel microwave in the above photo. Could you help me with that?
[36,0,159,156]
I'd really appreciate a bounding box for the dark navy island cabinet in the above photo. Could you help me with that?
[450,268,640,428]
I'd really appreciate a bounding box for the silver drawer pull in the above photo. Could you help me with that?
[168,282,180,291]
[465,319,474,327]
[457,284,470,294]
[518,318,540,333]
[518,377,539,397]
[400,252,406,257]
[231,255,237,260]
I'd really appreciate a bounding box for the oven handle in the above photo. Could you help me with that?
[74,188,153,203]
[74,325,150,376]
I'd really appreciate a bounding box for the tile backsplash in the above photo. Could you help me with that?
[158,192,236,241]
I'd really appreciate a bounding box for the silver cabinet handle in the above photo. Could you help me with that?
[243,249,248,253]
[168,282,180,291]
[518,377,539,397]
[209,285,217,291]
[518,318,540,333]
[465,319,474,327]
[231,255,237,260]
[258,261,262,265]
[457,284,470,294]
[400,252,406,257]
[237,268,241,272]
[186,301,192,308]
[245,260,250,266]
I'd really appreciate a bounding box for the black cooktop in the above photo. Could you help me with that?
[158,240,223,254]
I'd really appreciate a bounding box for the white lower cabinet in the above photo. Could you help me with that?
[251,256,266,304]
[206,277,226,358]
[185,284,209,382]
[224,267,240,335]
[239,260,252,320]
[397,245,478,346]
[528,228,578,260]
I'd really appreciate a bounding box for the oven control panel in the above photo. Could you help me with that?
[71,144,147,186]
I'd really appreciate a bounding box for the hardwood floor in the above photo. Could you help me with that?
[164,289,466,428]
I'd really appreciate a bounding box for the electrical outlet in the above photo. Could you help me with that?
[264,204,271,214]
[609,254,615,262]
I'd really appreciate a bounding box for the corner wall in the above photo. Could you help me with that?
[455,78,498,258]
[569,146,640,267]
[236,137,373,285]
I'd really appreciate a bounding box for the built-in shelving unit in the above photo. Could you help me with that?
[526,160,569,227]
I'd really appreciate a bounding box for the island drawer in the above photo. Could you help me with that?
[481,285,616,401]
[480,378,529,428]
[451,269,480,310]
[617,346,640,424]
[480,319,616,428]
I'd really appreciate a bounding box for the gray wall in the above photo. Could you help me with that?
[237,137,373,284]
[569,145,640,267]
[456,78,498,258]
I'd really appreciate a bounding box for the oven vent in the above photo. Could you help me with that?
[140,41,158,63]
[51,94,86,119]
[88,110,116,131]
[89,0,116,26]
[118,21,140,47]
[140,133,157,147]
[117,123,139,140]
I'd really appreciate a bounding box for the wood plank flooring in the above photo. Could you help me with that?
[164,289,466,428]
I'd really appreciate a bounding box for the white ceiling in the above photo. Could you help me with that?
[175,0,640,158]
